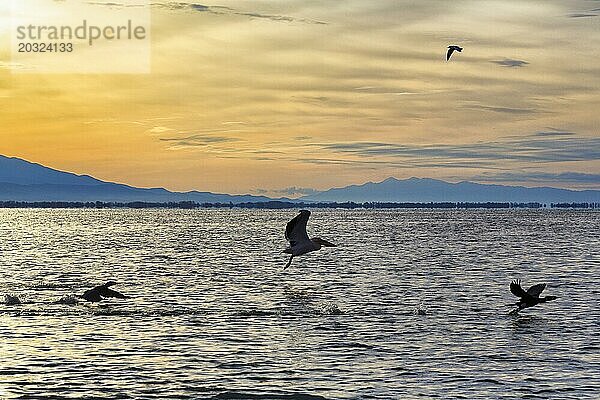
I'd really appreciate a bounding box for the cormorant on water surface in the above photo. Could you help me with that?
[80,281,127,303]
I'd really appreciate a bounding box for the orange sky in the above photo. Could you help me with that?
[1,0,599,196]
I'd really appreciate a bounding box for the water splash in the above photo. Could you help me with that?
[414,303,428,316]
[3,294,22,305]
[55,294,80,305]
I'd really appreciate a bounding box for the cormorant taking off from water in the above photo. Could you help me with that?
[283,210,336,270]
[80,281,127,302]
[509,279,557,313]
[447,45,463,61]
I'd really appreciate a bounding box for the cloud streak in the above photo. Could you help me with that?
[491,59,529,68]
[462,104,538,114]
[568,13,598,18]
[313,135,600,164]
[150,1,327,24]
[532,130,576,137]
[160,133,240,148]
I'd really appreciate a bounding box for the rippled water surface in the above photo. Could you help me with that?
[0,209,599,399]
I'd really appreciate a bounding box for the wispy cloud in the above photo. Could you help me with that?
[150,2,231,12]
[83,119,144,126]
[85,1,146,8]
[462,104,538,114]
[313,135,600,164]
[0,61,30,71]
[532,130,575,137]
[87,1,326,23]
[234,11,326,25]
[491,59,529,68]
[353,86,420,95]
[148,1,327,24]
[160,133,240,148]
[147,126,174,134]
[568,13,598,18]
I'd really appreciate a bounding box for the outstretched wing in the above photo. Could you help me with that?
[285,210,311,247]
[100,287,127,299]
[527,283,546,297]
[510,280,529,298]
[446,47,454,61]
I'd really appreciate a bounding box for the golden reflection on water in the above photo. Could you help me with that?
[0,209,599,399]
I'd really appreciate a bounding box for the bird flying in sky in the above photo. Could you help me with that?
[446,45,463,61]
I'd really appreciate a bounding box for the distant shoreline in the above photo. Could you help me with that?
[0,201,598,209]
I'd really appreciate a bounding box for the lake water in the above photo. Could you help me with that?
[0,209,599,399]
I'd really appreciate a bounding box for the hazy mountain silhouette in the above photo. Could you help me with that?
[300,177,600,203]
[1,155,598,203]
[0,155,282,203]
[0,156,104,186]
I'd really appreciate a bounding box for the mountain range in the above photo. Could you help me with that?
[300,177,600,203]
[1,155,598,204]
[0,155,279,203]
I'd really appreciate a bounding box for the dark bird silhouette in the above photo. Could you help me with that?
[283,210,336,270]
[80,281,127,303]
[446,45,463,61]
[509,279,557,314]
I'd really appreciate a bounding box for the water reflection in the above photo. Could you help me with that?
[0,209,598,399]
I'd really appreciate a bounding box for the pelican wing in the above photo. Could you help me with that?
[100,287,127,299]
[510,280,529,298]
[527,283,546,297]
[446,48,454,61]
[285,210,311,246]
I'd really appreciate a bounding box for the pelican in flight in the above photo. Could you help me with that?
[80,281,127,303]
[446,45,463,61]
[509,279,557,314]
[283,210,336,270]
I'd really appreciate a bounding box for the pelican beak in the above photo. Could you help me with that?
[320,239,336,247]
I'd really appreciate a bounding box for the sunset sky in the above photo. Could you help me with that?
[0,0,599,196]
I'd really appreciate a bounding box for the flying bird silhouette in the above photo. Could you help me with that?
[509,279,557,314]
[283,210,336,270]
[446,45,463,61]
[80,281,127,303]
